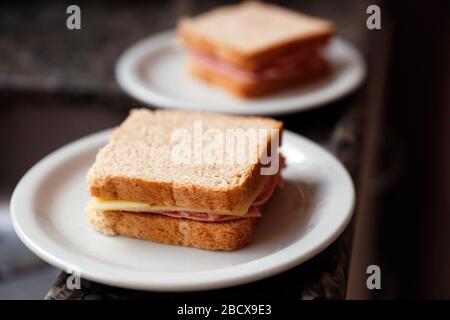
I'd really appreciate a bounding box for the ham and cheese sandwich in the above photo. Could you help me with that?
[178,1,335,98]
[87,109,284,251]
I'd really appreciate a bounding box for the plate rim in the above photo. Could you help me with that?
[115,30,366,116]
[10,129,355,291]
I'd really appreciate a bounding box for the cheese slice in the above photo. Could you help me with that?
[87,175,270,216]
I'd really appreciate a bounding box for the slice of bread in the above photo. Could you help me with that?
[87,109,283,214]
[178,1,334,70]
[188,56,329,98]
[89,210,256,251]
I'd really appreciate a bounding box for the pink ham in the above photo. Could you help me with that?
[159,206,262,222]
[147,156,285,222]
[252,172,283,207]
[191,49,323,83]
[154,170,283,222]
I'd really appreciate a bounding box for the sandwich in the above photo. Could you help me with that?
[177,1,335,98]
[86,109,284,251]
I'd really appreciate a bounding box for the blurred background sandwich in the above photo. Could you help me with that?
[178,1,334,97]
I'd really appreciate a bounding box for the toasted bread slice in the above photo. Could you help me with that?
[178,1,334,70]
[188,56,329,98]
[87,109,283,214]
[89,210,256,251]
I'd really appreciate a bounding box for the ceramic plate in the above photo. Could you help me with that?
[11,129,355,291]
[116,31,365,115]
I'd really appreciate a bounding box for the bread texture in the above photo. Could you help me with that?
[87,109,283,214]
[89,210,256,251]
[178,1,334,70]
[188,56,329,98]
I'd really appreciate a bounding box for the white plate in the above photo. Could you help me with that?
[116,31,365,116]
[11,129,355,291]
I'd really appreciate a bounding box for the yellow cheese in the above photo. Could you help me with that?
[87,175,269,216]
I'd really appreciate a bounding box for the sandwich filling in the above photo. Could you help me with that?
[190,49,327,84]
[87,170,283,222]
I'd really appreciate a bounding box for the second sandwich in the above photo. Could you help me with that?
[178,1,335,97]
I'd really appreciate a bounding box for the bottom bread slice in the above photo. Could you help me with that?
[188,58,329,98]
[89,210,257,251]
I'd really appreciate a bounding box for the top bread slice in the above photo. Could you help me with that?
[178,1,335,70]
[87,109,283,214]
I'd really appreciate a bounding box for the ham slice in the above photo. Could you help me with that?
[253,156,285,206]
[145,156,285,222]
[252,172,283,207]
[159,206,262,222]
[191,49,324,83]
[151,170,283,222]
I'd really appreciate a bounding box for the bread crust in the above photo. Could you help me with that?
[179,26,331,71]
[89,170,259,214]
[177,2,334,70]
[187,56,330,98]
[89,210,256,251]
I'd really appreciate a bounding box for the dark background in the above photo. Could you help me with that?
[0,0,449,299]
[367,0,450,299]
